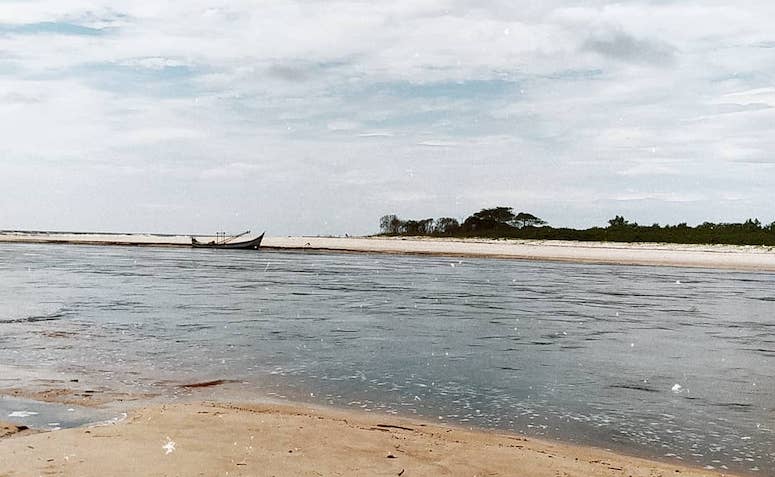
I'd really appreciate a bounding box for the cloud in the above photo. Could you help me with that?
[720,87,775,106]
[358,131,394,138]
[617,163,681,177]
[200,162,265,180]
[266,64,312,82]
[64,60,205,97]
[327,120,360,131]
[2,1,775,233]
[610,192,705,203]
[418,140,458,147]
[582,29,676,65]
[0,92,41,104]
[0,21,106,36]
[711,103,772,115]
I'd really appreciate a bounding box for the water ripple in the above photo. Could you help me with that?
[0,243,773,475]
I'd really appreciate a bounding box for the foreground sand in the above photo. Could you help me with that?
[0,401,740,477]
[2,231,775,271]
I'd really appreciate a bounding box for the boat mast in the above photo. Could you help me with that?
[221,230,251,244]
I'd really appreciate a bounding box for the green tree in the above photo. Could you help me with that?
[400,218,434,235]
[434,217,460,235]
[608,215,632,228]
[472,207,517,225]
[514,212,546,228]
[743,218,762,230]
[379,214,401,235]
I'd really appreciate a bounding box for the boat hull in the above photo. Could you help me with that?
[191,232,264,250]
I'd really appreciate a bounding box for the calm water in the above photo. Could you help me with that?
[0,396,119,430]
[1,243,773,474]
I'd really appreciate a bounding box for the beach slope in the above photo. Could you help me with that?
[0,401,738,477]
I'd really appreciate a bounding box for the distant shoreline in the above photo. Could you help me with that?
[264,236,775,271]
[2,231,775,271]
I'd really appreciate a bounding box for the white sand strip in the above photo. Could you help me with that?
[2,231,775,271]
[0,231,205,246]
[262,236,775,271]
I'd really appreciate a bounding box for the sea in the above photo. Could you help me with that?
[0,243,773,475]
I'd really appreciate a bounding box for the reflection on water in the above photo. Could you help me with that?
[0,243,773,474]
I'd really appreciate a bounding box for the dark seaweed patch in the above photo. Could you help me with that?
[609,383,660,393]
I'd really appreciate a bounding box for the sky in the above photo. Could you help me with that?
[1,0,775,235]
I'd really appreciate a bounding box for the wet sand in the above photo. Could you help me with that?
[0,400,741,477]
[2,231,775,271]
[0,421,34,439]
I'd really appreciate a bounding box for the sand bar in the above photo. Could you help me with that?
[0,230,197,246]
[0,400,741,477]
[2,231,775,271]
[263,236,775,271]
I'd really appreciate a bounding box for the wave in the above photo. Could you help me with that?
[0,309,69,324]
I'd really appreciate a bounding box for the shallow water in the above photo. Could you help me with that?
[0,396,118,430]
[0,243,773,474]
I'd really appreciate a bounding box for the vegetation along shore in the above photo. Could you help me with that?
[380,206,775,246]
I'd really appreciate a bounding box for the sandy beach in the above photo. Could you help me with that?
[0,399,741,477]
[2,231,775,271]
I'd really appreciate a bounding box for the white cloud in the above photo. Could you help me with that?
[611,192,706,203]
[1,1,775,233]
[418,140,459,147]
[358,131,395,138]
[720,87,775,106]
[617,162,681,177]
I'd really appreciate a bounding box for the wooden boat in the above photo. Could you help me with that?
[191,231,264,250]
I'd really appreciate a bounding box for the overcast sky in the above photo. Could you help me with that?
[1,1,774,235]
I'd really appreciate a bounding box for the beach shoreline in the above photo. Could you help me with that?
[3,231,775,271]
[0,394,744,477]
[0,371,759,476]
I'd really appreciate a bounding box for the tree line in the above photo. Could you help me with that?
[380,207,545,236]
[379,207,775,246]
